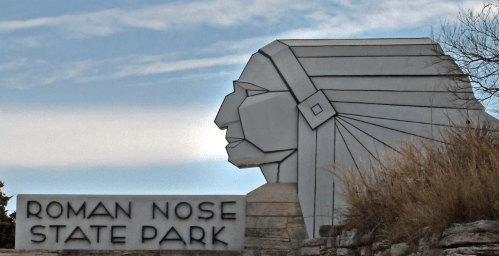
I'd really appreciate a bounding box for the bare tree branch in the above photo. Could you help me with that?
[434,1,499,112]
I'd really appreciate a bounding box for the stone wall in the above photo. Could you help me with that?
[243,183,308,256]
[300,220,499,256]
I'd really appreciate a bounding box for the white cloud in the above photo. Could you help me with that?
[0,107,227,168]
[0,0,485,90]
[279,0,487,39]
[0,52,248,89]
[0,59,27,71]
[0,0,307,37]
[0,36,43,50]
[111,54,250,78]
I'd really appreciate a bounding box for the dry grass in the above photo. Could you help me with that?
[339,121,499,243]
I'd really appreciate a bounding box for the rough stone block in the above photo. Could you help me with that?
[374,249,390,256]
[246,216,288,229]
[245,228,290,241]
[337,229,359,248]
[419,248,444,256]
[288,216,305,223]
[359,246,374,256]
[419,234,440,250]
[245,237,294,250]
[372,240,391,251]
[301,247,321,256]
[247,184,299,203]
[301,238,327,247]
[390,243,411,256]
[327,237,335,248]
[246,202,302,216]
[337,248,353,256]
[287,219,308,242]
[260,250,293,256]
[443,244,499,255]
[443,220,499,237]
[439,232,499,247]
[243,249,257,256]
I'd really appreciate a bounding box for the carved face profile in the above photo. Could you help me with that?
[214,51,299,183]
[215,39,498,238]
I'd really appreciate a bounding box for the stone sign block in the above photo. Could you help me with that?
[16,195,246,251]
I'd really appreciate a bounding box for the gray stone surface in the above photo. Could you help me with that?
[443,221,499,237]
[279,152,298,183]
[301,238,326,247]
[323,90,481,110]
[297,90,336,130]
[280,38,437,46]
[246,203,301,216]
[337,230,359,248]
[245,217,288,229]
[238,53,288,92]
[259,41,316,102]
[314,119,337,230]
[300,247,321,256]
[260,163,279,183]
[443,244,499,255]
[299,56,459,76]
[312,77,474,92]
[290,44,441,57]
[16,195,246,250]
[225,122,244,142]
[239,92,298,152]
[372,240,391,251]
[246,183,299,203]
[244,184,307,255]
[297,113,317,238]
[248,91,266,96]
[337,248,353,256]
[390,243,411,256]
[439,232,499,247]
[215,38,499,240]
[226,141,294,168]
[236,81,267,91]
[214,83,246,128]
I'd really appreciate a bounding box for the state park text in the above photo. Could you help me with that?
[16,195,246,250]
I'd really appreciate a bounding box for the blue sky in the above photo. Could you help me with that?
[0,0,486,213]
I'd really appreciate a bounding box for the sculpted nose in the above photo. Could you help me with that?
[214,82,247,129]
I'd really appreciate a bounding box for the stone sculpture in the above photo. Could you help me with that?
[215,38,499,238]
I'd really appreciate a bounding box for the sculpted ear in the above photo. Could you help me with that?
[239,92,298,152]
[297,90,337,130]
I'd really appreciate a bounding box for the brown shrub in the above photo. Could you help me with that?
[340,121,499,243]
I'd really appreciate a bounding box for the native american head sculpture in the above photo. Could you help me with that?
[215,38,499,238]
